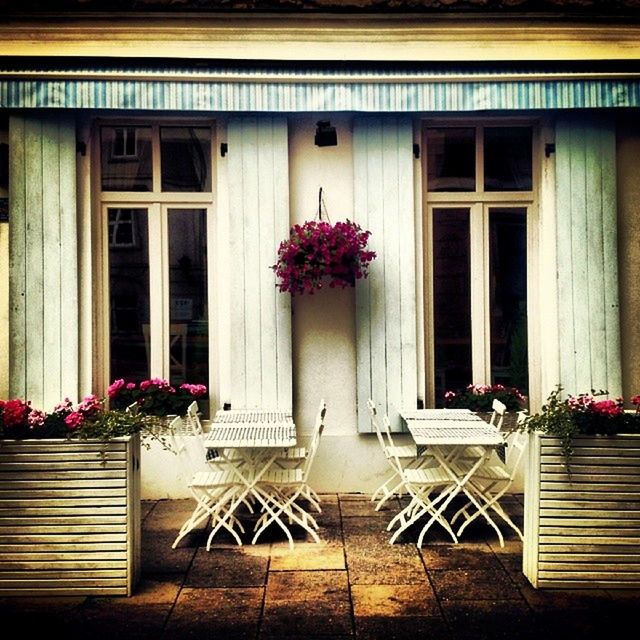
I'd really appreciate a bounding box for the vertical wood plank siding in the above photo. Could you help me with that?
[555,114,621,397]
[354,116,417,432]
[228,117,292,410]
[8,115,78,408]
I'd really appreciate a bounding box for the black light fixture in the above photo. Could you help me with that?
[314,120,337,147]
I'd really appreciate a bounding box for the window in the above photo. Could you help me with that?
[98,122,214,414]
[424,124,535,407]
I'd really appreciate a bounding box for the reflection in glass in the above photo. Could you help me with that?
[101,126,153,192]
[109,208,150,382]
[489,208,528,393]
[427,128,475,192]
[161,127,211,192]
[484,127,532,191]
[168,209,209,414]
[432,208,472,406]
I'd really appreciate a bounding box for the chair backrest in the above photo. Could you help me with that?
[167,415,196,480]
[185,400,204,437]
[382,415,406,474]
[503,431,528,482]
[367,399,389,453]
[490,398,506,430]
[301,399,326,481]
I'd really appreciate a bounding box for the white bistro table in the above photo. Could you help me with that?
[204,410,298,548]
[400,409,506,546]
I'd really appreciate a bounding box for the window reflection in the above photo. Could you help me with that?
[161,127,211,192]
[484,127,532,192]
[101,126,152,192]
[168,209,209,414]
[108,208,150,382]
[427,128,475,192]
[432,208,472,405]
[489,208,528,392]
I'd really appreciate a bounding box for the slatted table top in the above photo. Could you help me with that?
[400,408,481,421]
[206,410,296,448]
[212,410,294,424]
[404,420,504,446]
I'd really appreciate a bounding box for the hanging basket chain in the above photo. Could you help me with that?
[316,187,331,223]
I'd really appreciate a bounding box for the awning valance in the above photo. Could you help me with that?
[1,67,640,112]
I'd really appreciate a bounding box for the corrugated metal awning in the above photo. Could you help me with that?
[1,66,640,111]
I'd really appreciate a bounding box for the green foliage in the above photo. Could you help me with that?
[522,386,640,465]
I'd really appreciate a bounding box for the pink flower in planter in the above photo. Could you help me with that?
[65,411,85,430]
[107,379,125,398]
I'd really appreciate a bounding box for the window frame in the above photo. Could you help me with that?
[92,117,217,400]
[421,118,540,408]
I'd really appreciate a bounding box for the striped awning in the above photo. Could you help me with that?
[1,66,640,112]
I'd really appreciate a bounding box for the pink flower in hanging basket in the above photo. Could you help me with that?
[272,219,376,295]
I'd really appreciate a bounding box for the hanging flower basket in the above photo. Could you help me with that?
[272,219,376,295]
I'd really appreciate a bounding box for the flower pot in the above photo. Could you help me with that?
[0,435,141,596]
[523,432,640,589]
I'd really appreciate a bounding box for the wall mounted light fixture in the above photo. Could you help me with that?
[315,120,337,147]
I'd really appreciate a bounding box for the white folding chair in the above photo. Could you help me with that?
[368,399,437,511]
[168,416,246,548]
[451,428,527,543]
[252,399,327,545]
[382,415,459,545]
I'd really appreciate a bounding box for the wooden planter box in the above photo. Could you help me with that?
[524,432,640,589]
[0,435,141,596]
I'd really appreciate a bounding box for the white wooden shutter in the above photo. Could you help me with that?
[227,116,292,410]
[354,116,417,432]
[9,115,78,408]
[555,113,621,396]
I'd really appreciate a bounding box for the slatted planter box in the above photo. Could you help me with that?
[0,435,141,596]
[524,432,640,589]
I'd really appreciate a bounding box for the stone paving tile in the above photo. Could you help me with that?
[270,541,346,570]
[355,615,452,640]
[166,586,263,639]
[419,542,504,571]
[339,497,395,518]
[345,539,429,585]
[142,499,199,531]
[141,500,157,522]
[71,603,172,639]
[262,570,352,637]
[342,515,393,541]
[518,585,614,612]
[185,547,269,587]
[441,599,536,640]
[90,577,181,606]
[351,584,440,617]
[429,568,524,601]
[142,529,200,573]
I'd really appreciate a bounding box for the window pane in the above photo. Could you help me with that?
[101,126,152,192]
[161,127,211,192]
[168,209,209,414]
[484,127,532,191]
[489,208,528,393]
[427,128,475,192]
[109,208,150,382]
[432,208,472,406]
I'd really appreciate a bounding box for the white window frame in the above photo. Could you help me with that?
[93,118,217,405]
[422,119,541,408]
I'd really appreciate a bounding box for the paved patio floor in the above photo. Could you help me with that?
[1,494,637,639]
